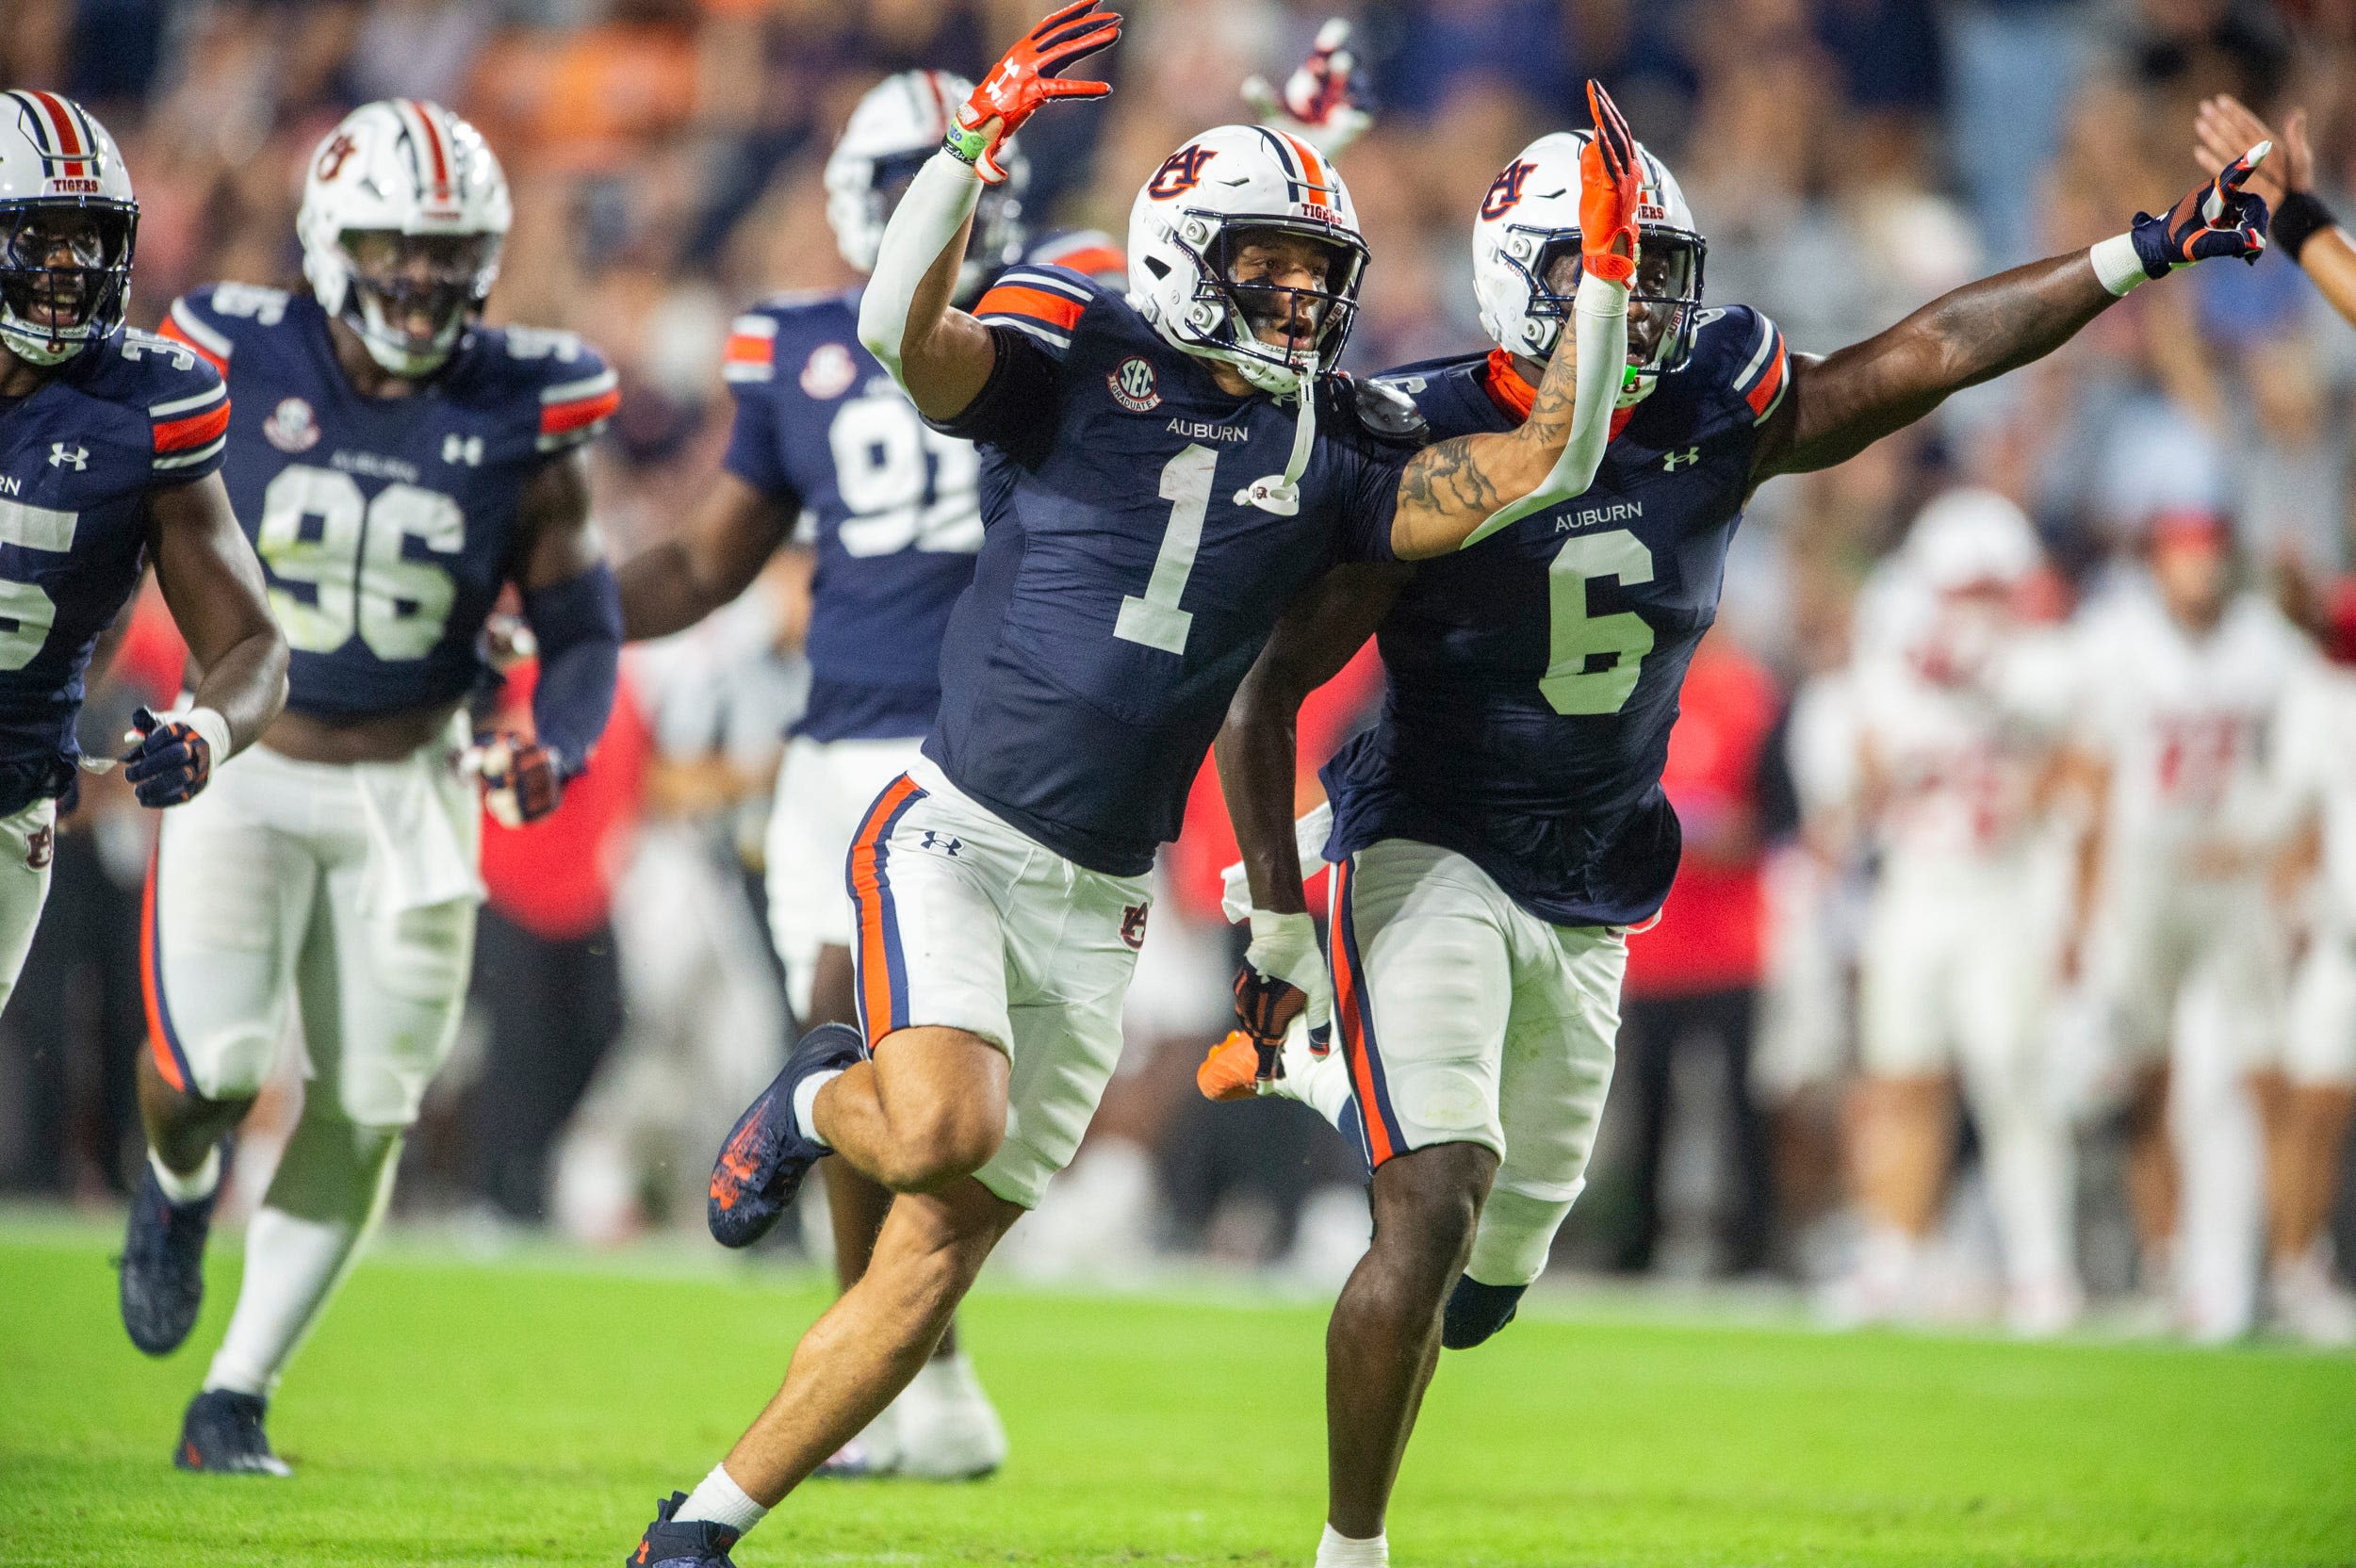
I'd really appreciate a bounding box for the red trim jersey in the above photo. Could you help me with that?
[161,285,616,721]
[0,326,228,805]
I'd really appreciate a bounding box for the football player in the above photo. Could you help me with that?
[1202,119,2272,1563]
[123,99,623,1474]
[1835,491,2083,1336]
[2196,95,2356,329]
[0,90,286,1015]
[2064,511,2315,1339]
[625,3,1643,1560]
[616,64,1116,1487]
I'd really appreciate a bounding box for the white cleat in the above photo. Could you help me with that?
[892,1353,1007,1480]
[2267,1247,2356,1348]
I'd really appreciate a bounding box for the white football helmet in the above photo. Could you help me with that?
[0,90,137,366]
[298,99,510,377]
[826,70,1026,301]
[1127,123,1367,397]
[1471,129,1704,408]
[1907,488,2040,593]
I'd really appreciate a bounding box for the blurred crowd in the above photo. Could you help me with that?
[5,0,2356,1343]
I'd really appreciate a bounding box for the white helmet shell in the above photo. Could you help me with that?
[298,99,511,377]
[1906,488,2041,592]
[826,70,1027,295]
[1126,123,1367,397]
[0,90,137,366]
[1471,129,1701,404]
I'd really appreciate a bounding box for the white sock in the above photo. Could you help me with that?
[793,1069,843,1148]
[203,1207,363,1396]
[1316,1523,1390,1566]
[150,1145,221,1204]
[675,1462,768,1534]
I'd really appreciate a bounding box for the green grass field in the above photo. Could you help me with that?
[2,1216,2351,1568]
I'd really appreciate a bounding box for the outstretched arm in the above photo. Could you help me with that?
[858,2,1119,420]
[1753,148,2272,482]
[2197,95,2356,329]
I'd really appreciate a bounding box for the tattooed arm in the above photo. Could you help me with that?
[1748,254,2116,482]
[1388,319,1599,561]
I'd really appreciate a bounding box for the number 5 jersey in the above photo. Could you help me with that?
[1323,304,1791,929]
[159,284,617,720]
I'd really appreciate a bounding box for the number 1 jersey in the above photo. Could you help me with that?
[1323,305,1791,927]
[160,286,618,722]
[927,264,1414,876]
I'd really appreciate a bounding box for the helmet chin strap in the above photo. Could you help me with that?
[1235,368,1316,516]
[351,290,463,377]
[0,319,85,366]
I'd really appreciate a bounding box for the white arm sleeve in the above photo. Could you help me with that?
[1457,270,1629,549]
[856,151,983,386]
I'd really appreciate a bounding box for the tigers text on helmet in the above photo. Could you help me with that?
[1126,123,1367,398]
[826,70,1027,302]
[299,99,511,378]
[0,90,137,368]
[1472,129,1704,408]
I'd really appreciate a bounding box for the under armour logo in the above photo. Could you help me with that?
[919,830,962,857]
[47,443,87,470]
[1662,446,1701,472]
[442,433,483,466]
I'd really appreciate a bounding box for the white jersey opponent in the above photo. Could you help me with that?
[2076,584,2314,1064]
[2270,659,2356,1085]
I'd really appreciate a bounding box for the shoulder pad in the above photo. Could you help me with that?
[477,324,618,453]
[1334,373,1429,443]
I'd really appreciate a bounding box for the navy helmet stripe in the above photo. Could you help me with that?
[1250,124,1305,204]
[8,91,54,155]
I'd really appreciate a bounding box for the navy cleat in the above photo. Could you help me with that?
[629,1491,741,1567]
[708,1022,866,1249]
[174,1389,292,1476]
[120,1152,221,1356]
[1442,1275,1527,1349]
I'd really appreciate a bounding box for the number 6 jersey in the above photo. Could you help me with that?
[159,284,617,720]
[1322,304,1791,928]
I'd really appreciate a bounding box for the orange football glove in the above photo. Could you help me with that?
[1579,80,1640,286]
[948,0,1123,185]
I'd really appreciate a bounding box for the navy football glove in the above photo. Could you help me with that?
[465,731,565,827]
[2129,143,2271,279]
[121,707,218,808]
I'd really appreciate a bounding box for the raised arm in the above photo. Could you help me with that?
[1389,82,1637,560]
[2197,95,2356,329]
[132,474,287,807]
[618,471,796,640]
[1753,149,2272,482]
[858,2,1119,420]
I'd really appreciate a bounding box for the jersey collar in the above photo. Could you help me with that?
[1481,347,1635,440]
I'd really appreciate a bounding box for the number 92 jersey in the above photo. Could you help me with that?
[160,285,618,722]
[0,328,229,789]
[1322,305,1791,928]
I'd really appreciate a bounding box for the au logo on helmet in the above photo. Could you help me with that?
[1107,355,1161,413]
[1481,160,1536,220]
[1147,146,1217,201]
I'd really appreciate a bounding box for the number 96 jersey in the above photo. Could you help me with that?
[159,285,618,721]
[1323,305,1791,929]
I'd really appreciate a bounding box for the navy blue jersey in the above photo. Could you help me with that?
[0,327,229,794]
[927,264,1413,875]
[1324,305,1791,926]
[720,234,1129,743]
[161,286,617,723]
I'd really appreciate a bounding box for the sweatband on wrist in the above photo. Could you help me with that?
[2274,190,2341,263]
[858,151,984,382]
[522,561,622,776]
[183,706,232,765]
[2089,233,2148,297]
